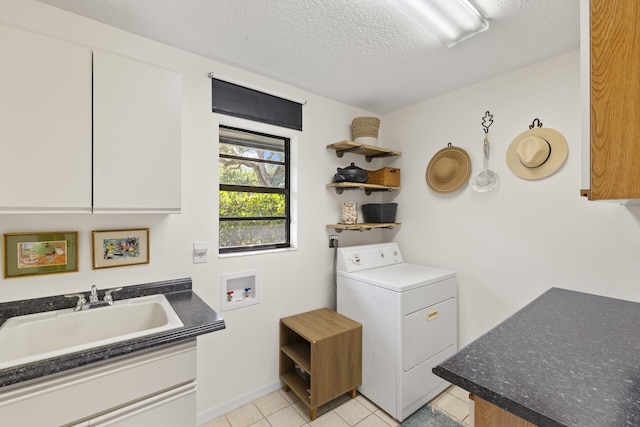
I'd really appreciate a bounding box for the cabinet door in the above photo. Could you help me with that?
[0,24,92,213]
[93,50,181,213]
[89,382,196,426]
[588,0,640,200]
[0,340,196,427]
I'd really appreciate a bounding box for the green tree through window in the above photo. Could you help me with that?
[219,126,290,253]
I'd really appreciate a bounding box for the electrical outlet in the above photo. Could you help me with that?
[193,242,208,263]
[329,235,339,248]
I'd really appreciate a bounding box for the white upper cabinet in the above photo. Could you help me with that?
[93,51,182,213]
[0,25,182,214]
[0,24,92,213]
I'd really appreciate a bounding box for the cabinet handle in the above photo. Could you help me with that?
[427,310,439,321]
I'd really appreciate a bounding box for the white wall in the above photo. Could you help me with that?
[381,49,640,347]
[0,1,389,422]
[5,1,639,423]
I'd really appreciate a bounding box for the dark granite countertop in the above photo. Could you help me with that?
[0,277,225,388]
[433,287,640,427]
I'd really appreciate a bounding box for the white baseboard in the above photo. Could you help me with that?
[197,379,283,425]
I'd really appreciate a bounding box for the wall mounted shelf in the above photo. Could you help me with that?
[326,223,400,232]
[327,141,401,162]
[326,182,400,195]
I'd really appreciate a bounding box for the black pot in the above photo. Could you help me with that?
[334,163,368,183]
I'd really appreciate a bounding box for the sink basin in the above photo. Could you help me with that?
[0,294,183,370]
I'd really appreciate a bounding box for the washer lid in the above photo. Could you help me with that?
[338,263,456,292]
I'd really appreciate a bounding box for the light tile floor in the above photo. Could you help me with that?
[200,385,470,427]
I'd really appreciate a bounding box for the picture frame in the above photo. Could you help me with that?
[3,231,79,278]
[92,228,150,269]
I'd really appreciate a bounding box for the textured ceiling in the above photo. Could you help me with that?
[36,0,580,114]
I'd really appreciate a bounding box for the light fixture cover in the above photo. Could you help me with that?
[387,0,489,47]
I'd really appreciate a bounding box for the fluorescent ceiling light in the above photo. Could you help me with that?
[387,0,489,47]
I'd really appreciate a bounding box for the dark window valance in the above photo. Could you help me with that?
[212,78,302,131]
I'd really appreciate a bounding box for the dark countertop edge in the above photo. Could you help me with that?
[431,287,583,427]
[0,277,225,388]
[432,366,564,427]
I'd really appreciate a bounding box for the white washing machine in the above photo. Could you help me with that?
[336,243,457,422]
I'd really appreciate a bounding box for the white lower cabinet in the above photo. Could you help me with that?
[88,382,196,426]
[0,340,197,427]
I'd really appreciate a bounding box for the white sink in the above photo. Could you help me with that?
[0,294,183,370]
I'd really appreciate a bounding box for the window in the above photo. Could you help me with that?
[219,125,290,253]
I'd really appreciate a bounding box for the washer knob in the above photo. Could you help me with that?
[352,255,361,264]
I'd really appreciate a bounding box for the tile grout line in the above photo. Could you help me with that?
[203,385,469,427]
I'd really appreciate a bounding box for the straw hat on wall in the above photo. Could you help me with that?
[426,144,472,193]
[506,127,568,180]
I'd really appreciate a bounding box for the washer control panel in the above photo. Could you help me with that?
[337,243,403,273]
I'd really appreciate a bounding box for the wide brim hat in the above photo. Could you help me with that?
[426,145,472,193]
[506,127,568,180]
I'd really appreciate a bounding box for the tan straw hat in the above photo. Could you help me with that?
[506,127,568,180]
[426,144,472,193]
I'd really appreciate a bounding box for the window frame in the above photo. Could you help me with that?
[218,124,291,254]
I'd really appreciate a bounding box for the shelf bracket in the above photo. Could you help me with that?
[365,153,394,162]
[335,145,365,158]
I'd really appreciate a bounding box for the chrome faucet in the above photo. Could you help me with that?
[65,285,123,310]
[64,292,87,312]
[89,285,100,304]
[103,287,123,306]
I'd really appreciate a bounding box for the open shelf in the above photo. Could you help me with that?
[327,141,401,162]
[280,372,311,404]
[281,342,311,373]
[326,182,399,195]
[327,223,400,232]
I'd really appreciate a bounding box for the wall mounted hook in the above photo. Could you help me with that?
[529,118,543,129]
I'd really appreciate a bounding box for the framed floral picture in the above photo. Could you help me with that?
[3,231,79,278]
[92,228,149,269]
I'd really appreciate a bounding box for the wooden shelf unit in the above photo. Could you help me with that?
[326,140,401,230]
[279,308,362,421]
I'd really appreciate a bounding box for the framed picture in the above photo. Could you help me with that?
[92,228,149,269]
[3,231,79,278]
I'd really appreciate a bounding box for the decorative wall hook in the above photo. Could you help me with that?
[481,111,494,133]
[529,118,543,129]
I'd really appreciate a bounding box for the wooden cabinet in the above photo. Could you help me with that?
[326,141,401,231]
[0,24,181,214]
[93,51,182,213]
[581,0,640,202]
[471,395,537,427]
[0,23,92,213]
[279,308,362,420]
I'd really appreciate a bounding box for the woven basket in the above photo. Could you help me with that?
[351,117,381,140]
[367,167,400,186]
